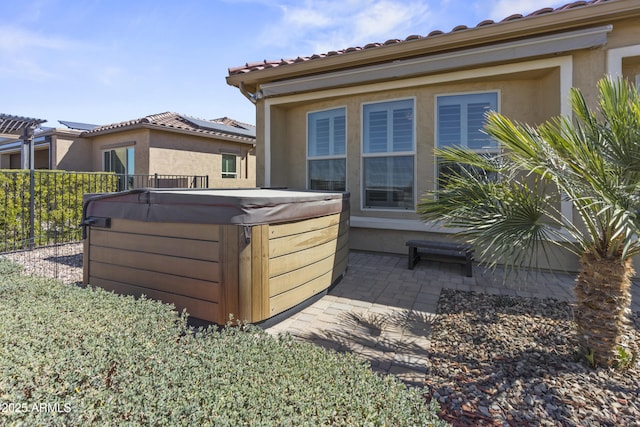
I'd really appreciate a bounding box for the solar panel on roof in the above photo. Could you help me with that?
[58,120,100,131]
[180,115,256,138]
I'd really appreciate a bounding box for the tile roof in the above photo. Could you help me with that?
[82,112,256,143]
[228,0,611,76]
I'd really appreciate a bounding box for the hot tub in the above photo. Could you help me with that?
[82,188,349,324]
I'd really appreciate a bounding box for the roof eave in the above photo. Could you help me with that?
[37,128,83,138]
[226,0,640,92]
[80,122,148,137]
[83,122,256,145]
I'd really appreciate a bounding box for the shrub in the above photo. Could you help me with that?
[0,275,447,426]
[0,170,118,250]
[0,257,23,276]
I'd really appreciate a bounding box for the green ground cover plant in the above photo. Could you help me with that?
[0,258,446,426]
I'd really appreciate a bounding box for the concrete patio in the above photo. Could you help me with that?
[265,250,640,386]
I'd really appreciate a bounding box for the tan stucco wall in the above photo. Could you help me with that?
[53,136,92,171]
[89,129,150,174]
[606,18,640,50]
[253,16,640,269]
[622,57,640,81]
[9,153,20,169]
[0,130,91,172]
[34,148,49,169]
[268,105,294,188]
[149,146,255,188]
[255,104,266,187]
[350,226,582,272]
[149,131,255,188]
[0,147,50,169]
[267,68,562,220]
[88,128,256,188]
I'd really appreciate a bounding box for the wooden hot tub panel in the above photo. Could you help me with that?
[267,212,349,316]
[83,218,228,324]
[84,213,349,324]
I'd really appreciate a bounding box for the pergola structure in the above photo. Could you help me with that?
[0,113,46,169]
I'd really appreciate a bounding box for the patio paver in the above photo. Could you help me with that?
[264,250,640,386]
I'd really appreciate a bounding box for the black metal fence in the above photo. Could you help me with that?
[114,173,209,191]
[0,170,208,253]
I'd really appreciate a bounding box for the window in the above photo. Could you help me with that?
[362,99,415,209]
[103,146,135,190]
[436,92,498,188]
[222,154,237,178]
[103,147,134,175]
[307,108,346,191]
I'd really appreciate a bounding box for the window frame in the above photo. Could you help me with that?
[306,106,347,191]
[434,91,500,191]
[221,153,238,179]
[102,145,135,191]
[361,97,416,211]
[102,146,135,175]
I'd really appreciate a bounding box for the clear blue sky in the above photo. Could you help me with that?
[1,0,568,128]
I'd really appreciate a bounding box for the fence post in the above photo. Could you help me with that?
[29,169,35,250]
[205,175,209,188]
[154,173,159,188]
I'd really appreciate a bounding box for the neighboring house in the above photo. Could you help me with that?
[226,0,640,270]
[80,113,256,188]
[0,112,257,188]
[0,116,78,170]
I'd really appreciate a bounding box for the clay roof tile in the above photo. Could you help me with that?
[476,19,495,27]
[559,1,589,9]
[228,0,610,76]
[501,13,524,22]
[528,7,555,16]
[82,112,255,142]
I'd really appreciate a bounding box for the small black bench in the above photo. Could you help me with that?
[406,240,474,277]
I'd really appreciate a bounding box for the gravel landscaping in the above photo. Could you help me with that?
[426,289,639,426]
[1,243,83,285]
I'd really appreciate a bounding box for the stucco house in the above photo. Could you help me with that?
[0,112,256,188]
[226,0,640,270]
[80,113,256,188]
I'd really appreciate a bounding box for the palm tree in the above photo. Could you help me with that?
[418,76,639,368]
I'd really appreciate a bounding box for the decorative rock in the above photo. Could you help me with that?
[425,289,640,426]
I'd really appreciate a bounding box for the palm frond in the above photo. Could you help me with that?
[420,76,640,271]
[419,160,569,271]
